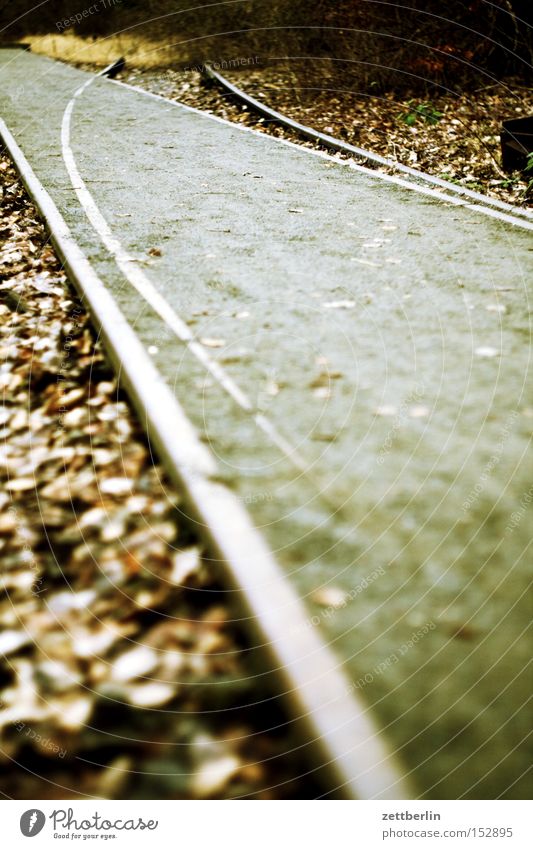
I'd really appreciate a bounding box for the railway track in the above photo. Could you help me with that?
[1,47,532,801]
[0,53,411,801]
[203,63,533,231]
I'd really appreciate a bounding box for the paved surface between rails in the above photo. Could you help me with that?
[1,50,532,799]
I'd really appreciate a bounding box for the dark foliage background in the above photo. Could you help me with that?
[1,1,531,88]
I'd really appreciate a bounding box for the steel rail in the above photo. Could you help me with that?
[204,63,533,229]
[0,114,414,801]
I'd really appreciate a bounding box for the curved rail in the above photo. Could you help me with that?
[0,103,413,801]
[204,63,533,228]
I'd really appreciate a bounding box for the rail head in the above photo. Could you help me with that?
[0,113,414,802]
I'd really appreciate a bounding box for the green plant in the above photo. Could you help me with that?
[499,176,520,189]
[492,158,533,198]
[437,172,462,185]
[523,154,533,197]
[399,100,443,126]
[437,173,484,192]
